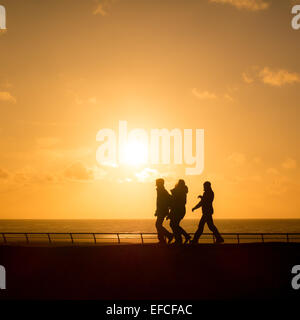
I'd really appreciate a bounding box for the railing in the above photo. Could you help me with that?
[0,232,300,245]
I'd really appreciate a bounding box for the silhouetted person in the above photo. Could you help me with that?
[155,178,173,244]
[191,181,224,244]
[169,179,191,244]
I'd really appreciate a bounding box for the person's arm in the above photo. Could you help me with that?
[192,199,203,212]
[167,192,172,208]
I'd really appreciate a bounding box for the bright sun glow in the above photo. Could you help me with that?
[121,140,148,166]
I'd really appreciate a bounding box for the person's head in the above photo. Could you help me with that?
[203,181,212,192]
[175,179,188,193]
[176,179,186,188]
[156,178,164,188]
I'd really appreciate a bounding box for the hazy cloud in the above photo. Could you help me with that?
[224,93,234,101]
[8,166,62,185]
[94,4,107,16]
[192,87,236,102]
[242,72,254,84]
[243,67,300,87]
[266,167,279,175]
[14,172,60,185]
[282,157,297,169]
[93,0,114,16]
[259,67,300,87]
[209,0,270,11]
[192,88,217,100]
[64,162,94,181]
[135,168,159,182]
[0,91,16,103]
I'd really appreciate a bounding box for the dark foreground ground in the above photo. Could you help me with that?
[0,243,299,300]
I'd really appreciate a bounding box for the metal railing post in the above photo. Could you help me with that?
[70,233,74,244]
[117,233,120,244]
[261,234,264,243]
[25,233,29,244]
[2,233,7,244]
[140,233,144,244]
[93,233,97,244]
[47,233,51,244]
[237,234,240,244]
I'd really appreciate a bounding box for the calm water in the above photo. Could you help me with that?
[0,219,300,233]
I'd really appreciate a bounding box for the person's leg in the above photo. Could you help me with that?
[161,220,173,240]
[179,226,190,239]
[155,215,165,243]
[170,217,182,244]
[206,215,224,243]
[192,215,206,243]
[178,218,191,242]
[169,218,176,236]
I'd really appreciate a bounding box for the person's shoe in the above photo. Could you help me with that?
[215,237,224,244]
[167,234,174,244]
[172,241,182,246]
[170,239,183,246]
[184,235,192,244]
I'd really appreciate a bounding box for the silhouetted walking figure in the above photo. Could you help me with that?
[169,180,191,245]
[155,179,173,244]
[191,181,224,244]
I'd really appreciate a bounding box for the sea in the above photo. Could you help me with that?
[0,219,300,234]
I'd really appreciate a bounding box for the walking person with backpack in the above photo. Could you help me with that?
[169,179,191,245]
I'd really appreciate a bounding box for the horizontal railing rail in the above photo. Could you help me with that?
[0,232,300,245]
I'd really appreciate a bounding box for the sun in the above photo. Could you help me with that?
[121,140,148,166]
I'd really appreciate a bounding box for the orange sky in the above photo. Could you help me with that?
[0,0,300,219]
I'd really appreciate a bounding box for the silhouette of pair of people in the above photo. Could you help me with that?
[155,179,224,245]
